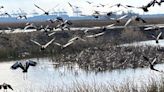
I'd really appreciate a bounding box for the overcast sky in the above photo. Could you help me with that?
[0,0,164,16]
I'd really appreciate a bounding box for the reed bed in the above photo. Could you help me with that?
[18,75,164,92]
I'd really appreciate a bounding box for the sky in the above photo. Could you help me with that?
[0,0,164,16]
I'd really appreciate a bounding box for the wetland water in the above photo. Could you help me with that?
[0,57,164,92]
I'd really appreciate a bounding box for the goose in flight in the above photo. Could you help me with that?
[124,16,146,27]
[11,60,37,79]
[68,2,81,12]
[94,3,107,7]
[126,0,157,12]
[0,83,13,92]
[143,56,161,72]
[109,3,127,8]
[54,37,85,48]
[16,15,27,20]
[30,38,55,51]
[34,4,49,15]
[16,8,27,19]
[24,23,37,30]
[11,60,37,73]
[151,32,162,43]
[0,12,11,17]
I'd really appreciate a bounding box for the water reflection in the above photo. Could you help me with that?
[0,57,164,92]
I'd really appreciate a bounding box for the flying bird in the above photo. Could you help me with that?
[0,12,11,17]
[11,60,37,79]
[151,32,162,43]
[0,83,13,92]
[54,37,85,48]
[109,3,127,8]
[30,38,55,51]
[34,4,49,15]
[124,16,146,27]
[16,15,27,20]
[24,23,37,30]
[48,32,56,37]
[11,60,37,73]
[143,56,161,72]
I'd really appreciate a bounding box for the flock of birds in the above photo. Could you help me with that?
[1,0,164,91]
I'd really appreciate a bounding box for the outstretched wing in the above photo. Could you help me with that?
[144,26,153,31]
[28,60,37,66]
[48,32,56,37]
[24,24,36,30]
[140,17,147,23]
[143,55,149,61]
[63,41,74,48]
[68,37,78,42]
[68,2,73,8]
[86,32,105,38]
[30,39,41,46]
[54,42,62,47]
[34,4,46,12]
[151,35,156,40]
[105,24,115,29]
[11,62,24,70]
[78,37,86,42]
[11,62,20,69]
[124,18,132,27]
[157,32,162,40]
[151,57,157,65]
[7,84,13,90]
[44,38,55,48]
[118,15,128,20]
[126,5,135,8]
